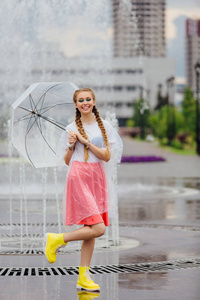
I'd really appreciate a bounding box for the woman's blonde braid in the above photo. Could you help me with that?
[92,106,110,160]
[75,108,89,162]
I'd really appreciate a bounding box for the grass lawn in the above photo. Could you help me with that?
[134,136,197,156]
[159,144,196,155]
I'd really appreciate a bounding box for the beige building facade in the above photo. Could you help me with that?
[112,0,166,57]
[186,18,200,91]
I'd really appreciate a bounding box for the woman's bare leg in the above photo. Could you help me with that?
[80,238,95,266]
[63,223,105,243]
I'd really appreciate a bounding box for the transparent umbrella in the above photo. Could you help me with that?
[11,82,78,168]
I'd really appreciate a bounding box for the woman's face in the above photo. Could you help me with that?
[75,91,95,116]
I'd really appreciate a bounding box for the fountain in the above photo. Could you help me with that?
[0,0,124,256]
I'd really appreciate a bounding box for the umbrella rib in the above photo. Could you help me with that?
[35,83,61,112]
[30,93,42,116]
[24,114,37,167]
[19,106,33,113]
[26,114,41,136]
[38,93,46,115]
[35,117,56,154]
[24,133,34,167]
[29,94,35,112]
[38,103,72,115]
[14,116,32,124]
[14,112,32,123]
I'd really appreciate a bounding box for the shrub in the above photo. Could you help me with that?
[126,118,134,127]
[176,133,189,144]
[186,135,195,146]
[160,137,168,146]
[171,140,184,150]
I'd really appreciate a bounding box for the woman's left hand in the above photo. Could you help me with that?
[76,132,89,146]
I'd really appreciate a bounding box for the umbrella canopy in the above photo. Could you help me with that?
[11,82,78,168]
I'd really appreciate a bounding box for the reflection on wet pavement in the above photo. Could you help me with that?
[77,291,100,299]
[118,177,200,226]
[118,272,169,290]
[118,226,200,264]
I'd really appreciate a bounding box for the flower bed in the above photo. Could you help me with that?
[121,156,166,163]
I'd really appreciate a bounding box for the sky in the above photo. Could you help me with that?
[166,0,200,79]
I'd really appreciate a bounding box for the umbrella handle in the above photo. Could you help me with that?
[67,142,75,148]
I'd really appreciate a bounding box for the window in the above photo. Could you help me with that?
[126,86,136,91]
[126,69,136,74]
[113,86,123,91]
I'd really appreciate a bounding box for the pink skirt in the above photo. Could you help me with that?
[64,161,109,226]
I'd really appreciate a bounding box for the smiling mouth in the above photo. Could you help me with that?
[81,105,90,110]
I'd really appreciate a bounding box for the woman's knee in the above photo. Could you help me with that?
[93,223,106,237]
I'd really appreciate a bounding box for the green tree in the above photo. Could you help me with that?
[149,106,184,143]
[149,106,167,140]
[133,98,150,139]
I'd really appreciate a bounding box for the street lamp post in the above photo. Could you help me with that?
[195,62,200,155]
[170,76,176,141]
[166,76,175,145]
[166,78,170,144]
[138,86,149,140]
[139,86,145,140]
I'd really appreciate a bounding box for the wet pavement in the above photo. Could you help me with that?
[0,136,200,299]
[1,268,200,300]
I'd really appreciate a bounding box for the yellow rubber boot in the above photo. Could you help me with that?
[44,233,67,264]
[77,291,100,299]
[77,266,100,292]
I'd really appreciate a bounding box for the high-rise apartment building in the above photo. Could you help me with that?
[186,18,200,91]
[112,0,166,57]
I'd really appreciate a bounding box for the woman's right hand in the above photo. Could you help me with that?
[68,131,77,146]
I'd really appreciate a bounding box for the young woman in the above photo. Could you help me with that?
[45,87,123,292]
